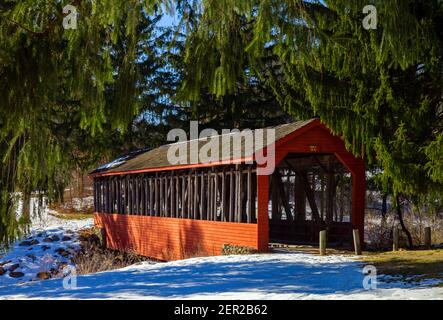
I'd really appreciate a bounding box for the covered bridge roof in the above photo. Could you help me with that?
[91,119,320,176]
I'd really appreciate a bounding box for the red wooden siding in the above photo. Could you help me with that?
[94,213,258,261]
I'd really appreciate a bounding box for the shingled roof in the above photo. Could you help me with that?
[91,119,318,176]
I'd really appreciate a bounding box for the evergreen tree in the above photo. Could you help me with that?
[179,0,443,201]
[0,0,166,244]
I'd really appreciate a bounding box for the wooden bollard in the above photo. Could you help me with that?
[319,230,327,255]
[424,227,432,249]
[393,227,399,251]
[100,227,107,249]
[353,229,362,255]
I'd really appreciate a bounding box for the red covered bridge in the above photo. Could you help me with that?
[90,119,365,260]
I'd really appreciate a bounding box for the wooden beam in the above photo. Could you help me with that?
[284,159,322,224]
[274,170,293,222]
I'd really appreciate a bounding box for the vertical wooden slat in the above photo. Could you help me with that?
[247,166,252,223]
[136,176,140,215]
[200,172,205,220]
[94,180,98,212]
[108,179,111,213]
[160,175,165,217]
[155,174,159,216]
[125,176,129,215]
[143,175,149,216]
[93,180,97,212]
[187,172,191,219]
[208,170,213,221]
[238,167,243,222]
[175,175,179,218]
[221,170,226,221]
[214,169,219,220]
[103,179,107,213]
[115,178,119,214]
[133,176,137,215]
[119,177,122,214]
[182,175,186,218]
[132,176,136,215]
[142,176,146,216]
[229,169,234,222]
[149,177,154,216]
[165,175,169,217]
[107,179,111,213]
[112,179,115,213]
[194,171,198,219]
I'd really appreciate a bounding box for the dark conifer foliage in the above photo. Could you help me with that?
[179,0,443,201]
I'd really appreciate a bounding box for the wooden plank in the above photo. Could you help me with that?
[237,165,243,222]
[125,177,128,215]
[194,171,198,219]
[214,169,219,221]
[171,174,175,218]
[229,169,234,222]
[128,177,132,215]
[149,177,153,216]
[187,172,192,218]
[165,175,169,217]
[115,178,119,214]
[135,176,140,215]
[144,176,148,215]
[247,166,252,223]
[175,175,179,218]
[182,175,186,218]
[155,174,160,216]
[200,172,205,220]
[208,170,213,221]
[221,169,226,222]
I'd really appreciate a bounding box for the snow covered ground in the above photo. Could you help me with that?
[0,205,442,300]
[0,204,93,288]
[0,251,442,299]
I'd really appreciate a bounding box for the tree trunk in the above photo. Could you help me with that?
[396,195,413,248]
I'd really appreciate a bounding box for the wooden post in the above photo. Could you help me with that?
[393,226,399,251]
[319,230,327,255]
[353,229,362,255]
[424,227,432,249]
[257,174,269,252]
